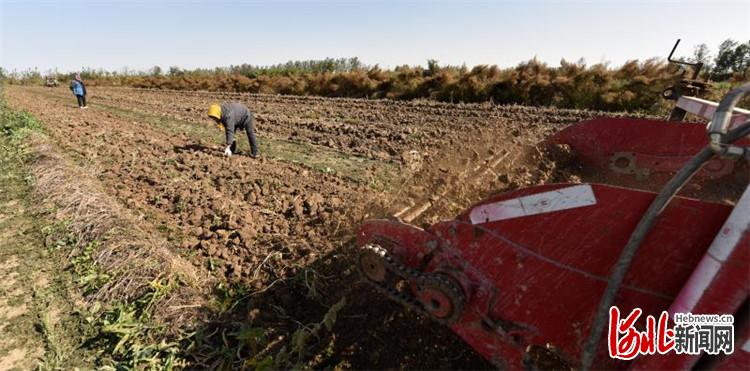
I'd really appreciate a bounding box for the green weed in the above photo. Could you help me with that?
[93,278,185,370]
[0,105,43,141]
[70,241,111,295]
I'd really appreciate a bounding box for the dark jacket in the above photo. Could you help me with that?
[220,102,251,144]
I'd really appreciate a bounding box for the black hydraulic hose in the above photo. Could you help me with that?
[580,120,750,370]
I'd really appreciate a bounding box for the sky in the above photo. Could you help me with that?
[1,0,748,74]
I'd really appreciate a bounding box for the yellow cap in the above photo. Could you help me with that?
[207,104,221,120]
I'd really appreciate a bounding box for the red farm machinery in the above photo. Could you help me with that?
[356,41,750,370]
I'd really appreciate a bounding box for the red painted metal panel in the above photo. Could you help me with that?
[547,118,748,182]
[632,232,749,370]
[358,183,737,368]
[434,184,731,368]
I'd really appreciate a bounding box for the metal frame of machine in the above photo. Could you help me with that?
[357,71,750,368]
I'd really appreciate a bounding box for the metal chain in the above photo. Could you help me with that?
[360,244,465,326]
[360,244,430,315]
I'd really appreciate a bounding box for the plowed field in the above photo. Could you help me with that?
[9,85,731,368]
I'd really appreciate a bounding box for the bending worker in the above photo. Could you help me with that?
[207,102,259,158]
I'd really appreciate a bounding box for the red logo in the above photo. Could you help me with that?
[608,306,675,360]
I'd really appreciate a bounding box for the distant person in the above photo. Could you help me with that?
[207,102,259,158]
[69,73,87,109]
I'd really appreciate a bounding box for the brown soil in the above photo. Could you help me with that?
[6,85,743,368]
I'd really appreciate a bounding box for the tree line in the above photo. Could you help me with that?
[2,40,747,113]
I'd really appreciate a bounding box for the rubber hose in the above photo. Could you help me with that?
[580,120,750,370]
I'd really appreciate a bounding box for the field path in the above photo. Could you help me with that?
[0,125,48,369]
[0,198,45,370]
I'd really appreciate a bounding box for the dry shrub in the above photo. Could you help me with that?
[256,75,276,94]
[387,66,425,99]
[269,74,308,95]
[305,71,335,96]
[25,132,210,322]
[326,70,378,98]
[88,57,749,112]
[418,68,459,100]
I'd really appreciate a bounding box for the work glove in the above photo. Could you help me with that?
[224,145,233,157]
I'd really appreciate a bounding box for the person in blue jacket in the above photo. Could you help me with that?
[69,73,87,109]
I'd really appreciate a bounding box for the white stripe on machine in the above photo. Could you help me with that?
[469,184,597,224]
[676,96,750,129]
[670,185,750,315]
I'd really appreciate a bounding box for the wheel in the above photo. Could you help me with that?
[418,273,466,324]
[358,245,388,283]
[661,87,676,100]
